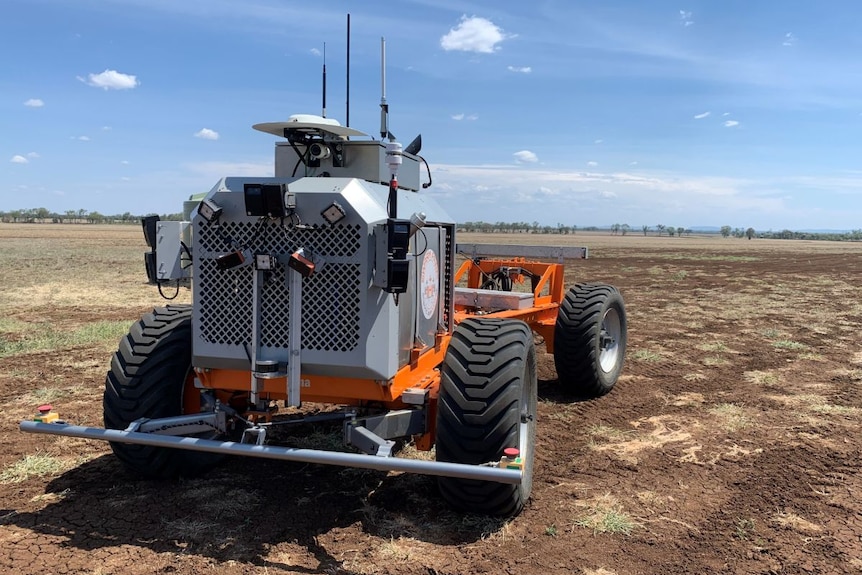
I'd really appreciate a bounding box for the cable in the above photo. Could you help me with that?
[157,279,181,300]
[180,241,193,269]
[417,154,432,189]
[414,227,429,256]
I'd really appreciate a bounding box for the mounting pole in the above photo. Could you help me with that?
[321,42,327,118]
[346,13,351,127]
[379,37,389,140]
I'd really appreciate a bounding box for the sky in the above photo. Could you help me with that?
[2,0,862,231]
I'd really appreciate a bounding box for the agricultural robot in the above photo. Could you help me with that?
[21,39,627,518]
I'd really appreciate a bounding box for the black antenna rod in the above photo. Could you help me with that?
[346,13,351,127]
[321,42,327,118]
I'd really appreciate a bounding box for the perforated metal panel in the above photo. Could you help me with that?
[195,220,363,352]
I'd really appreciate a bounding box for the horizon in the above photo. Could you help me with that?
[3,1,862,230]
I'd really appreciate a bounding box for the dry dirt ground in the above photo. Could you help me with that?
[1,224,861,575]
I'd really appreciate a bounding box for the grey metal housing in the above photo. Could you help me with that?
[191,176,455,381]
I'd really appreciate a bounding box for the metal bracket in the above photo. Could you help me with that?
[456,243,588,263]
[241,426,267,445]
[125,412,226,436]
[344,409,426,457]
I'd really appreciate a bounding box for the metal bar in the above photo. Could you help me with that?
[20,421,521,484]
[251,268,262,405]
[456,243,588,262]
[288,266,302,407]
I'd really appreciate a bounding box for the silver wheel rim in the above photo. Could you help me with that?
[598,307,622,373]
[518,352,536,495]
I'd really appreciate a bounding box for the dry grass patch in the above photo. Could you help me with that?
[830,367,862,382]
[771,511,822,534]
[588,416,695,464]
[669,392,706,406]
[30,488,72,504]
[769,394,861,421]
[0,320,133,357]
[708,403,752,432]
[0,453,75,483]
[161,517,221,542]
[702,355,731,367]
[744,370,780,386]
[583,568,619,575]
[772,340,807,351]
[573,494,639,536]
[19,386,70,405]
[697,341,730,353]
[630,349,663,362]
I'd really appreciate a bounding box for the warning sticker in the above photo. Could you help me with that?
[420,249,439,320]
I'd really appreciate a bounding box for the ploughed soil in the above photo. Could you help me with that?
[1,226,861,574]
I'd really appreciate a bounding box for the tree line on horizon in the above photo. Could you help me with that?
[2,209,861,242]
[0,207,184,224]
[459,220,862,242]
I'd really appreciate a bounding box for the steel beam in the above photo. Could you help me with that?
[20,421,521,484]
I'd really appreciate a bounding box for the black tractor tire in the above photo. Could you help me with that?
[554,284,627,397]
[104,305,223,478]
[436,318,537,517]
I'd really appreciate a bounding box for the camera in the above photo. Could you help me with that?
[309,142,331,160]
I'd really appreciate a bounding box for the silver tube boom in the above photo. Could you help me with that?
[19,421,522,484]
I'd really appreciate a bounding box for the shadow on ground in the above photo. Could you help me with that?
[2,447,509,572]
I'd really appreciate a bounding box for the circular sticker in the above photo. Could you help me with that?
[420,249,439,320]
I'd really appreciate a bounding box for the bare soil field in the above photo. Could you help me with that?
[1,224,861,575]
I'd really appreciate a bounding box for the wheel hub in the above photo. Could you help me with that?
[598,307,622,373]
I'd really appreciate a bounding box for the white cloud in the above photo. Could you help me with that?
[722,112,731,116]
[594,139,604,144]
[194,128,220,140]
[679,10,694,26]
[24,98,44,108]
[451,113,478,121]
[427,163,792,228]
[513,150,538,163]
[694,111,711,119]
[10,155,28,164]
[451,113,464,121]
[507,65,531,73]
[121,160,130,165]
[79,69,139,90]
[441,16,509,54]
[724,120,740,127]
[630,161,639,166]
[77,135,90,141]
[587,161,598,167]
[310,47,321,56]
[102,126,112,131]
[783,32,796,47]
[27,152,39,159]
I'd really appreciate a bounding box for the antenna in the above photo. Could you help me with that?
[346,13,350,127]
[379,37,389,141]
[321,42,327,118]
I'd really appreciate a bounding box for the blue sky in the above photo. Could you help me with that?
[2,0,861,230]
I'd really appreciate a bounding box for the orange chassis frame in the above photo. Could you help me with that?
[191,257,567,450]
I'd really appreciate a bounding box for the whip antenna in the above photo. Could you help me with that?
[380,37,389,140]
[321,42,327,117]
[346,13,351,127]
